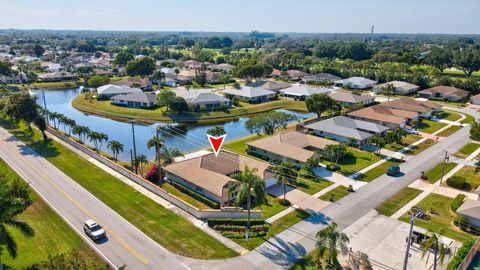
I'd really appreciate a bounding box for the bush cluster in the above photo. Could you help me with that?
[446,239,476,270]
[170,181,220,209]
[446,176,467,189]
[207,218,265,228]
[451,194,466,212]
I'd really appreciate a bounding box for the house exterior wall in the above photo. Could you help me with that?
[312,130,365,145]
[472,99,480,105]
[247,145,306,167]
[165,172,231,203]
[463,215,480,229]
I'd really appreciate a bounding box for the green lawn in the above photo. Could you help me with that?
[436,110,463,122]
[424,162,458,184]
[356,159,400,182]
[254,195,289,219]
[399,194,475,243]
[295,178,333,195]
[224,133,262,155]
[72,94,308,124]
[322,148,382,176]
[384,134,423,153]
[406,139,436,155]
[375,187,423,216]
[231,209,310,250]
[450,165,480,191]
[454,142,480,159]
[0,118,238,259]
[0,158,105,269]
[319,185,351,202]
[462,113,476,124]
[436,125,463,137]
[161,183,212,210]
[10,80,83,90]
[416,119,447,134]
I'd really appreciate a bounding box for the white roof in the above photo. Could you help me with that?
[223,86,275,98]
[280,85,331,97]
[335,77,376,85]
[97,84,142,96]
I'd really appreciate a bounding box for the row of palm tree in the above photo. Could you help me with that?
[368,128,407,155]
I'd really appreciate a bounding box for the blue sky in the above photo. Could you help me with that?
[0,0,478,34]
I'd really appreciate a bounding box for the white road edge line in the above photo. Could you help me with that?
[182,263,192,270]
[0,147,119,270]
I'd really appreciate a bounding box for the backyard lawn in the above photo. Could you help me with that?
[399,194,475,243]
[375,187,423,216]
[0,118,238,259]
[224,133,262,155]
[231,209,310,250]
[319,185,351,202]
[449,165,480,191]
[0,158,105,269]
[356,159,400,182]
[424,161,458,184]
[454,142,480,159]
[416,119,447,134]
[436,125,462,137]
[384,134,422,153]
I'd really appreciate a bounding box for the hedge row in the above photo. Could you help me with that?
[451,194,466,212]
[213,224,270,233]
[446,239,476,270]
[171,181,220,209]
[222,231,268,239]
[207,218,265,227]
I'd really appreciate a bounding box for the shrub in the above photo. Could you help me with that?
[170,181,220,209]
[327,163,340,171]
[451,194,466,212]
[207,218,265,228]
[221,231,267,238]
[446,239,476,270]
[278,198,291,206]
[346,185,354,192]
[145,164,159,182]
[213,224,269,233]
[446,176,467,189]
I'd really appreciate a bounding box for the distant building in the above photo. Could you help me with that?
[302,73,341,84]
[283,70,310,81]
[112,77,152,90]
[175,89,230,111]
[246,80,291,92]
[223,86,276,103]
[347,105,418,129]
[379,98,441,118]
[471,94,480,105]
[418,86,470,101]
[97,84,142,99]
[279,85,331,100]
[334,77,377,89]
[111,92,157,108]
[328,92,375,107]
[373,81,420,95]
[40,71,78,82]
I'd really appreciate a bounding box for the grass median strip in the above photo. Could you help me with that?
[454,142,480,159]
[436,125,462,137]
[375,187,423,216]
[356,159,400,182]
[0,118,238,259]
[424,161,458,184]
[319,185,351,202]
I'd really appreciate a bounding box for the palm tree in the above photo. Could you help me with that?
[316,222,350,270]
[107,140,124,160]
[147,135,165,182]
[272,162,298,204]
[97,132,108,152]
[381,83,396,101]
[0,175,35,269]
[134,155,148,175]
[229,166,266,241]
[72,125,90,143]
[88,131,102,151]
[48,111,61,129]
[420,231,451,270]
[63,118,76,136]
[150,70,165,88]
[156,147,183,182]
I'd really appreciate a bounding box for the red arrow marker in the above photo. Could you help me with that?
[207,134,227,157]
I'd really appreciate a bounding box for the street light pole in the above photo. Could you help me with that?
[403,209,423,270]
[439,151,449,185]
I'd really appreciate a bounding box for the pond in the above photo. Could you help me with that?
[32,88,315,161]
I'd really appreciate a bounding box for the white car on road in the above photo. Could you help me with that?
[83,219,106,240]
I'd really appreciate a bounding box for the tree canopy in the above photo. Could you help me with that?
[305,94,341,119]
[245,111,297,135]
[125,57,156,78]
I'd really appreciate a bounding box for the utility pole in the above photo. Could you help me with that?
[131,120,138,174]
[155,126,162,184]
[41,89,49,123]
[439,151,449,185]
[403,209,423,270]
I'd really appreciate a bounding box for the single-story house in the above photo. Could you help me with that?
[302,73,342,84]
[379,98,442,118]
[304,116,390,145]
[0,73,27,84]
[112,77,152,90]
[334,77,377,89]
[111,92,157,108]
[471,94,480,105]
[40,62,61,73]
[223,86,276,103]
[457,199,480,228]
[40,71,78,82]
[247,131,338,166]
[97,84,142,99]
[284,70,310,81]
[418,86,470,101]
[373,81,420,95]
[184,60,203,69]
[175,89,230,110]
[328,92,375,108]
[88,57,113,68]
[279,85,332,100]
[210,63,235,72]
[177,69,221,83]
[246,80,291,92]
[93,69,114,76]
[347,105,418,129]
[164,151,275,204]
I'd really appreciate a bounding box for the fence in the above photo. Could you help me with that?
[456,238,480,270]
[47,127,262,220]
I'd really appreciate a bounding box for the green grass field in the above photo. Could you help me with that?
[0,117,238,259]
[449,165,480,191]
[319,185,351,202]
[384,134,423,153]
[437,110,463,122]
[254,195,289,219]
[416,119,447,134]
[424,162,458,184]
[0,158,105,269]
[406,139,436,155]
[375,187,423,216]
[325,149,382,176]
[436,125,463,137]
[356,159,400,182]
[295,178,333,195]
[399,194,475,243]
[454,142,480,159]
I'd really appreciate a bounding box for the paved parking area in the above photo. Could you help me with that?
[340,210,461,270]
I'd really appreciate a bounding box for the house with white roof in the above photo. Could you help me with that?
[175,89,230,111]
[41,62,61,73]
[334,77,377,89]
[223,86,276,103]
[279,85,331,100]
[373,81,420,95]
[97,84,142,99]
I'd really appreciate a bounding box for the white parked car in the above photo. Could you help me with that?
[83,219,106,240]
[404,128,419,135]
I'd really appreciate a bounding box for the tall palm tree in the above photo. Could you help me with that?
[273,162,298,203]
[150,70,166,88]
[316,222,350,270]
[229,166,266,241]
[420,231,451,270]
[381,83,396,101]
[157,147,183,182]
[48,111,60,129]
[147,136,165,182]
[97,132,108,152]
[107,140,124,160]
[0,175,35,269]
[134,155,148,175]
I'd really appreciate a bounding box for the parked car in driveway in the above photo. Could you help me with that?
[387,165,400,176]
[404,128,419,135]
[83,219,106,240]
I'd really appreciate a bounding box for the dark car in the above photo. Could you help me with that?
[387,165,400,176]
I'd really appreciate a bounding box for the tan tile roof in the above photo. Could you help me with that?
[247,131,338,163]
[329,92,375,104]
[419,86,470,98]
[379,98,440,113]
[471,94,480,100]
[347,105,414,125]
[375,81,419,91]
[164,151,271,197]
